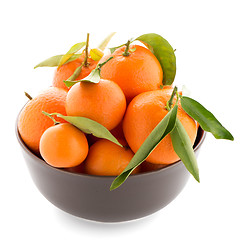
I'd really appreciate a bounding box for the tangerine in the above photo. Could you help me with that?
[100,44,163,102]
[40,123,88,168]
[66,79,126,130]
[84,139,140,176]
[18,87,67,155]
[123,88,198,165]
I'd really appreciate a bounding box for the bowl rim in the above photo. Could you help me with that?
[16,112,206,180]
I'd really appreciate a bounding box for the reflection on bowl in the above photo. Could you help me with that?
[16,114,206,223]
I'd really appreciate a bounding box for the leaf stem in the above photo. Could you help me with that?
[98,56,113,69]
[122,40,131,56]
[42,111,60,125]
[166,86,178,111]
[83,33,90,67]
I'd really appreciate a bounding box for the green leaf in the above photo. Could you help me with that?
[98,32,116,51]
[181,96,234,140]
[34,54,82,69]
[64,65,83,87]
[64,67,101,87]
[136,33,176,85]
[58,42,86,68]
[80,68,101,83]
[171,118,200,182]
[110,104,178,191]
[55,113,122,147]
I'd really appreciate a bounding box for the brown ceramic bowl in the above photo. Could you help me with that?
[16,116,206,223]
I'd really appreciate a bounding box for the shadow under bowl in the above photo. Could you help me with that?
[16,118,206,223]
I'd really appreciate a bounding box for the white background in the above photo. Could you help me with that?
[1,0,240,239]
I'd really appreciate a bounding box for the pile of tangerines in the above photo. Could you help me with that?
[18,33,198,177]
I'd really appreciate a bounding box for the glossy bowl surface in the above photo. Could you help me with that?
[16,117,206,222]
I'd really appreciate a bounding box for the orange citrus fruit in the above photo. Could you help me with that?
[123,88,198,165]
[84,139,140,176]
[100,44,163,102]
[18,87,67,155]
[66,79,126,130]
[40,123,88,168]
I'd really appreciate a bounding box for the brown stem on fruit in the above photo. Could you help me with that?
[83,33,90,67]
[24,92,33,100]
[122,40,131,57]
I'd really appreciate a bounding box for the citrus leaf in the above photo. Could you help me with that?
[58,42,86,68]
[55,114,122,147]
[98,32,116,51]
[170,118,200,182]
[34,54,82,69]
[90,48,104,61]
[110,104,178,191]
[64,68,101,87]
[64,65,83,87]
[181,96,234,140]
[80,68,101,83]
[136,33,176,85]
